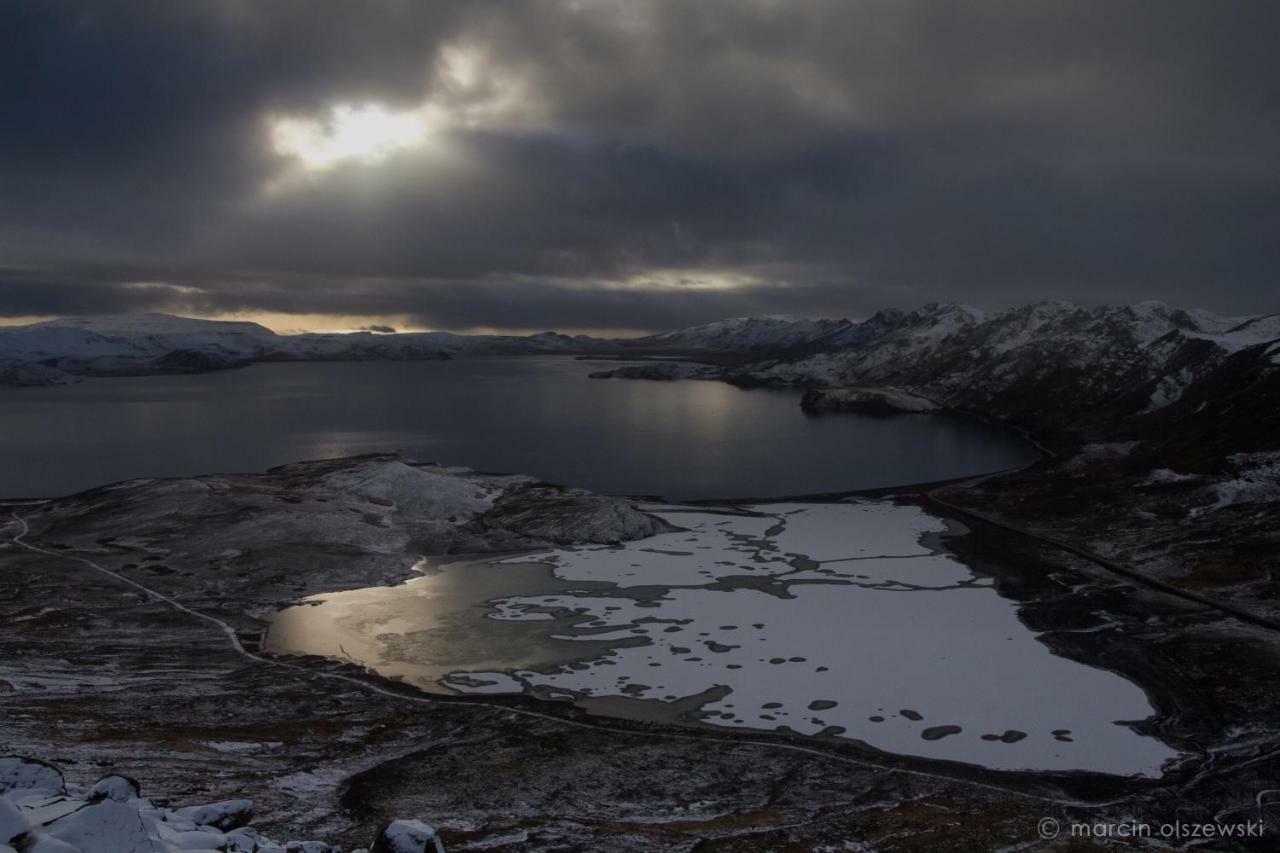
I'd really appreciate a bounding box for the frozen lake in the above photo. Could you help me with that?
[0,357,1036,499]
[266,500,1178,777]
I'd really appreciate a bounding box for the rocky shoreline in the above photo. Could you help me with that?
[799,386,941,415]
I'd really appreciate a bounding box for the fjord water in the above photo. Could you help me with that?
[0,357,1036,498]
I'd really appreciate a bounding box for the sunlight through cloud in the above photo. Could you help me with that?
[270,103,431,171]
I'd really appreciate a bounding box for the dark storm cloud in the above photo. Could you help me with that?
[2,0,1278,329]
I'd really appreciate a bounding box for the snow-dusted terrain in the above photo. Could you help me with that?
[6,448,1280,848]
[729,301,1280,420]
[0,456,678,850]
[622,315,851,352]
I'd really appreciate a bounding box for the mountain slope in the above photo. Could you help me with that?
[0,313,281,362]
[737,300,1280,444]
[622,315,853,352]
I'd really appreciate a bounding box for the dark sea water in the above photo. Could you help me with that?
[0,357,1037,499]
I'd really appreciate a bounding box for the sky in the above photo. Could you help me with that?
[2,1,1277,334]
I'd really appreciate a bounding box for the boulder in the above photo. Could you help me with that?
[371,819,445,853]
[0,756,438,851]
[0,757,65,797]
[88,774,141,804]
[0,798,28,846]
[41,800,152,853]
[173,798,253,830]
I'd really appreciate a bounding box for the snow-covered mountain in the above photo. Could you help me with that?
[0,311,856,382]
[704,300,1280,472]
[591,299,1279,468]
[739,301,1279,415]
[0,313,619,382]
[0,313,281,362]
[623,315,852,353]
[0,313,285,383]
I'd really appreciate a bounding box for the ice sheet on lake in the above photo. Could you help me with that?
[271,499,1179,777]
[455,502,1179,777]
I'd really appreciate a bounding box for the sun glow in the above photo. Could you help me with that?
[270,104,431,171]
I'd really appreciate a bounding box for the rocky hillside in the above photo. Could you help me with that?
[721,301,1280,449]
[589,299,1280,487]
[621,315,852,353]
[0,314,278,380]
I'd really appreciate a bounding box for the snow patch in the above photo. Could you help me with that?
[316,460,500,520]
[1143,368,1196,412]
[1198,451,1280,514]
[1141,469,1200,486]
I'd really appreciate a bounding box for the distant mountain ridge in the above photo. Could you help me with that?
[593,300,1280,469]
[622,315,853,353]
[0,313,622,383]
[0,310,863,382]
[3,303,1278,435]
[737,300,1280,417]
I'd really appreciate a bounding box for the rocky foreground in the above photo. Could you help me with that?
[0,755,442,852]
[3,454,1280,850]
[0,457,687,849]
